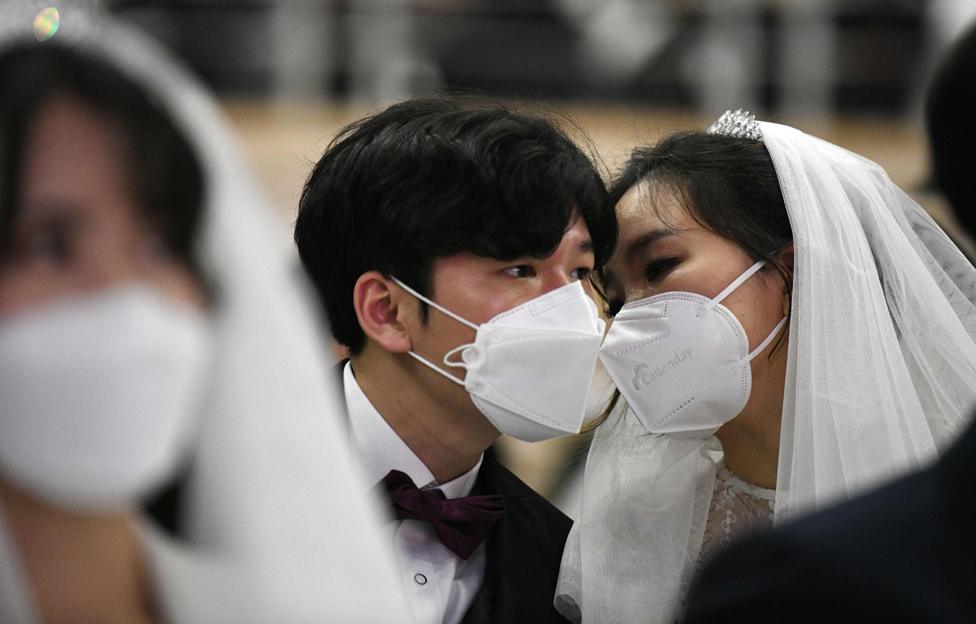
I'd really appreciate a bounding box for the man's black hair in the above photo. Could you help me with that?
[295,98,615,355]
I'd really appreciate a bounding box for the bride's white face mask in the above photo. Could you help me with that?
[600,261,786,436]
[600,182,791,437]
[0,286,212,511]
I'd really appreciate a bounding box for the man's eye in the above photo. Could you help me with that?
[644,257,679,284]
[504,265,536,278]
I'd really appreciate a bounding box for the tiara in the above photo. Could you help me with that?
[706,109,763,141]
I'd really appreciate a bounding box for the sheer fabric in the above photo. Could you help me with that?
[0,2,407,622]
[698,463,775,570]
[556,121,976,623]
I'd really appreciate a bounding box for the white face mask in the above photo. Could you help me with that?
[0,286,212,512]
[392,278,605,442]
[599,260,787,437]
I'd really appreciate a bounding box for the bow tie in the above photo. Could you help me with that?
[379,469,505,560]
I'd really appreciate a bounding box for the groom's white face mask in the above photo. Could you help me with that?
[392,277,605,442]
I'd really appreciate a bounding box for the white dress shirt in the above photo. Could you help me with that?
[344,362,486,624]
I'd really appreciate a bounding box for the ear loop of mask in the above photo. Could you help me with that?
[709,260,789,363]
[390,277,481,386]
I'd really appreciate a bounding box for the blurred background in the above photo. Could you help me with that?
[101,0,976,515]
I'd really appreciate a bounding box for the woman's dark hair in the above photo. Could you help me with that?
[0,43,205,277]
[295,97,616,355]
[610,132,791,270]
[603,132,793,310]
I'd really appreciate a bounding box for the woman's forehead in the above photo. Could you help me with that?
[616,182,695,245]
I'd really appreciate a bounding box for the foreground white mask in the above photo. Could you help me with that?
[393,278,605,442]
[599,260,786,437]
[0,286,211,512]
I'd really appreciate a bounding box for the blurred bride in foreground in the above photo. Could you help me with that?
[0,2,406,622]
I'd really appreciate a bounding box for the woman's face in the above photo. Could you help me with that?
[604,180,789,413]
[0,96,204,317]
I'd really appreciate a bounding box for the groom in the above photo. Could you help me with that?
[294,98,615,624]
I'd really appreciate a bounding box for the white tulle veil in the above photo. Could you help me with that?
[0,2,406,622]
[555,119,976,623]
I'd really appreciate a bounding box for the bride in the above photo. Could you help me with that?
[0,3,405,621]
[556,111,976,623]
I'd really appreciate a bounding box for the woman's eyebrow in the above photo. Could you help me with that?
[623,228,677,263]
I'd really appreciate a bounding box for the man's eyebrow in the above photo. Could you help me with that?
[624,228,676,263]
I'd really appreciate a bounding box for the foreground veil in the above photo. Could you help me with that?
[556,118,976,623]
[0,2,406,622]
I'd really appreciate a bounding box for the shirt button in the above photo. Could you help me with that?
[413,573,428,586]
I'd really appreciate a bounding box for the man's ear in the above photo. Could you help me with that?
[352,271,413,353]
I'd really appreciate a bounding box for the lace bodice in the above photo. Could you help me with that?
[698,463,775,569]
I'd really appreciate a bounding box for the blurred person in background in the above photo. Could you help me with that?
[294,97,616,624]
[927,21,976,241]
[0,2,406,622]
[556,111,976,623]
[679,24,976,624]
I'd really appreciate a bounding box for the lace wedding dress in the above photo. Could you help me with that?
[698,463,776,569]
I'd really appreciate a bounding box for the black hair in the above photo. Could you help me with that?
[294,97,615,355]
[926,23,976,234]
[605,131,793,310]
[0,43,205,278]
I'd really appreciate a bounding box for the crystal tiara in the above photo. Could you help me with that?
[706,109,763,141]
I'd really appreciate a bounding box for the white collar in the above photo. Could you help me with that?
[343,362,482,499]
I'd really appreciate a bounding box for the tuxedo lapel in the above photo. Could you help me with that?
[462,450,572,624]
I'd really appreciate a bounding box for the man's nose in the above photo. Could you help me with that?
[542,271,574,293]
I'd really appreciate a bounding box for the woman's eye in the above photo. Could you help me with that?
[503,265,536,278]
[22,226,74,267]
[570,266,593,281]
[10,209,83,269]
[643,257,679,284]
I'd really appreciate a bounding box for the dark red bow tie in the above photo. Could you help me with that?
[379,469,505,560]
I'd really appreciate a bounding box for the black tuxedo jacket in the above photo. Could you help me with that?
[683,420,976,623]
[335,361,572,624]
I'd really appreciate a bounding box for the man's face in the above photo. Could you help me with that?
[401,217,596,419]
